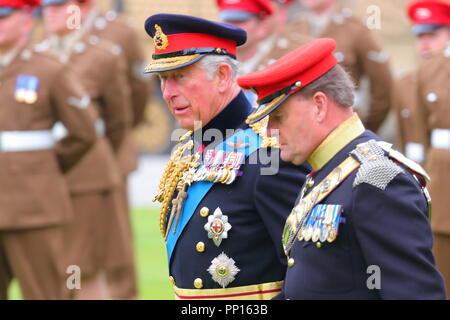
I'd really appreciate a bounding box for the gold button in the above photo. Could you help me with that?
[295,81,302,87]
[196,242,205,253]
[307,179,314,188]
[316,242,322,248]
[194,278,203,289]
[200,207,209,217]
[287,257,295,267]
[169,276,175,285]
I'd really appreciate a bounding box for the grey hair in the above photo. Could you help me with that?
[296,64,355,108]
[197,54,240,80]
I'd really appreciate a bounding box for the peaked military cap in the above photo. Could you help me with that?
[0,0,39,16]
[237,38,337,124]
[143,13,247,73]
[407,0,450,35]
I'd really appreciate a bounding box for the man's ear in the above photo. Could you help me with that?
[312,91,328,123]
[215,62,233,93]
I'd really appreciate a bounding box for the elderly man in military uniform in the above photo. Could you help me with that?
[409,0,450,296]
[0,0,96,299]
[144,13,308,300]
[41,0,132,299]
[287,0,392,134]
[238,38,446,299]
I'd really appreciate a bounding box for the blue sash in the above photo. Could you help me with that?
[166,127,262,263]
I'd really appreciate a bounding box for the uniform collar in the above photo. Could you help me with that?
[307,113,365,171]
[195,90,252,147]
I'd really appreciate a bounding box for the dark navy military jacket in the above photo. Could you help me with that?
[278,129,446,300]
[169,91,310,290]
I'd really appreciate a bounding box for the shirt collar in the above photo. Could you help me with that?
[307,113,365,171]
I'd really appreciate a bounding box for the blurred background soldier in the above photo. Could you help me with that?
[394,0,450,164]
[288,0,393,133]
[41,0,134,299]
[215,0,276,76]
[77,0,150,300]
[216,0,305,106]
[409,0,450,296]
[0,0,96,299]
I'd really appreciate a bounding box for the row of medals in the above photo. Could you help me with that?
[193,166,238,185]
[283,177,338,254]
[15,89,38,104]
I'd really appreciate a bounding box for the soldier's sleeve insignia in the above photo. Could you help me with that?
[351,139,404,190]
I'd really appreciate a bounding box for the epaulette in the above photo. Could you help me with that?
[351,139,404,190]
[377,141,430,186]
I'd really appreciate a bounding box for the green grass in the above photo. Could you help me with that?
[7,207,174,300]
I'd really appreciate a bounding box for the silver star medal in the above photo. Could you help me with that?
[207,252,240,288]
[204,207,232,246]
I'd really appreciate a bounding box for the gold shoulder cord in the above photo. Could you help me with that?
[153,131,200,238]
[249,118,280,148]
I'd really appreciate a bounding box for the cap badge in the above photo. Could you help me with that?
[416,7,431,19]
[153,24,169,50]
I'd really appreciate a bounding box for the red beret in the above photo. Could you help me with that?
[0,0,40,8]
[216,0,275,21]
[238,38,337,124]
[407,0,450,34]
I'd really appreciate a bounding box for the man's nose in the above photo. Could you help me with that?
[161,78,178,102]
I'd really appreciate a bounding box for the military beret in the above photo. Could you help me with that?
[0,0,39,16]
[407,0,450,35]
[143,13,247,74]
[216,0,275,22]
[238,38,337,124]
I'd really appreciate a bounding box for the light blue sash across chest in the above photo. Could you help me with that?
[165,127,262,263]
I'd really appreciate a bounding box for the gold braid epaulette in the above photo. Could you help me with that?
[153,131,200,237]
[249,118,280,148]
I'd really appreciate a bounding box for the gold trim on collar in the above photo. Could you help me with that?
[307,113,365,171]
